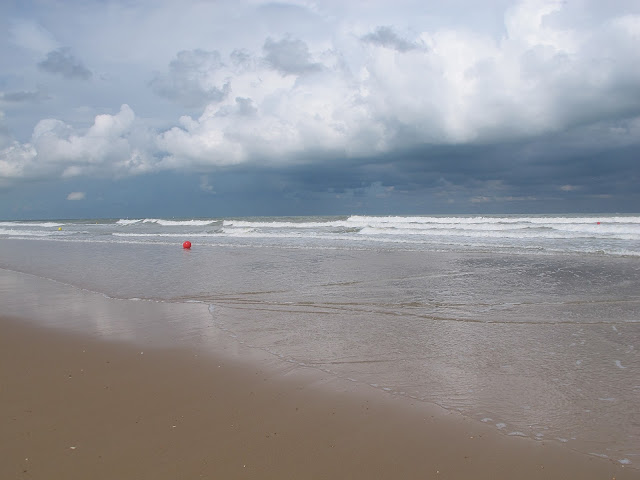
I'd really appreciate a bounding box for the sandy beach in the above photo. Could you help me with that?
[1,314,636,480]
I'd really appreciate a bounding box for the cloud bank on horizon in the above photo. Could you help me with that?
[1,0,639,215]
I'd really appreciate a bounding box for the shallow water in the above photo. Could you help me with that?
[1,215,639,465]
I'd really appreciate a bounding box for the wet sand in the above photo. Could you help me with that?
[1,316,636,480]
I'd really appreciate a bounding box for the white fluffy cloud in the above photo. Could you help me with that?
[66,191,86,200]
[1,0,640,182]
[155,1,640,166]
[1,105,153,179]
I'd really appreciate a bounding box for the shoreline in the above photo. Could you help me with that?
[2,313,637,479]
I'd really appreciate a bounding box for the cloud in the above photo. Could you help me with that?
[0,104,153,180]
[263,37,323,75]
[0,90,50,103]
[149,50,231,108]
[150,2,640,172]
[362,26,422,52]
[0,113,10,147]
[1,0,639,212]
[66,191,85,200]
[8,20,58,53]
[38,47,92,80]
[234,97,257,116]
[0,142,36,179]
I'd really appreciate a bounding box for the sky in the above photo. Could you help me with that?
[1,0,639,219]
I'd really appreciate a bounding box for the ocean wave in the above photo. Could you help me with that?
[0,228,56,236]
[0,221,64,227]
[223,219,349,229]
[4,214,639,257]
[356,226,638,241]
[143,218,217,226]
[116,218,217,226]
[116,219,142,225]
[221,227,255,235]
[112,232,219,237]
[222,216,640,240]
[346,215,640,226]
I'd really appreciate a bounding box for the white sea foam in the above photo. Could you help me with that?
[143,218,216,226]
[0,221,64,227]
[357,224,639,241]
[116,219,142,225]
[223,219,349,229]
[0,228,58,236]
[4,214,639,257]
[116,218,216,226]
[221,227,256,235]
[112,232,217,237]
[346,215,640,225]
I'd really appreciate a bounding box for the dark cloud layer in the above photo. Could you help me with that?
[37,47,92,80]
[0,89,49,102]
[362,26,421,52]
[263,37,322,75]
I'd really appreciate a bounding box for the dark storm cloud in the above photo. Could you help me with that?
[361,26,421,52]
[253,124,639,212]
[263,37,323,75]
[149,50,231,108]
[37,47,92,80]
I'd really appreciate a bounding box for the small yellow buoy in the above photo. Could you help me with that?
[58,227,62,231]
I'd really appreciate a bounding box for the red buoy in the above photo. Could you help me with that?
[182,241,192,249]
[597,222,600,225]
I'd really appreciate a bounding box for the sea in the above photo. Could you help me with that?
[1,214,639,465]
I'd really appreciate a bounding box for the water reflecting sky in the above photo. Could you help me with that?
[1,234,639,465]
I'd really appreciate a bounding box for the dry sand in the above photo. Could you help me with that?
[1,316,636,480]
